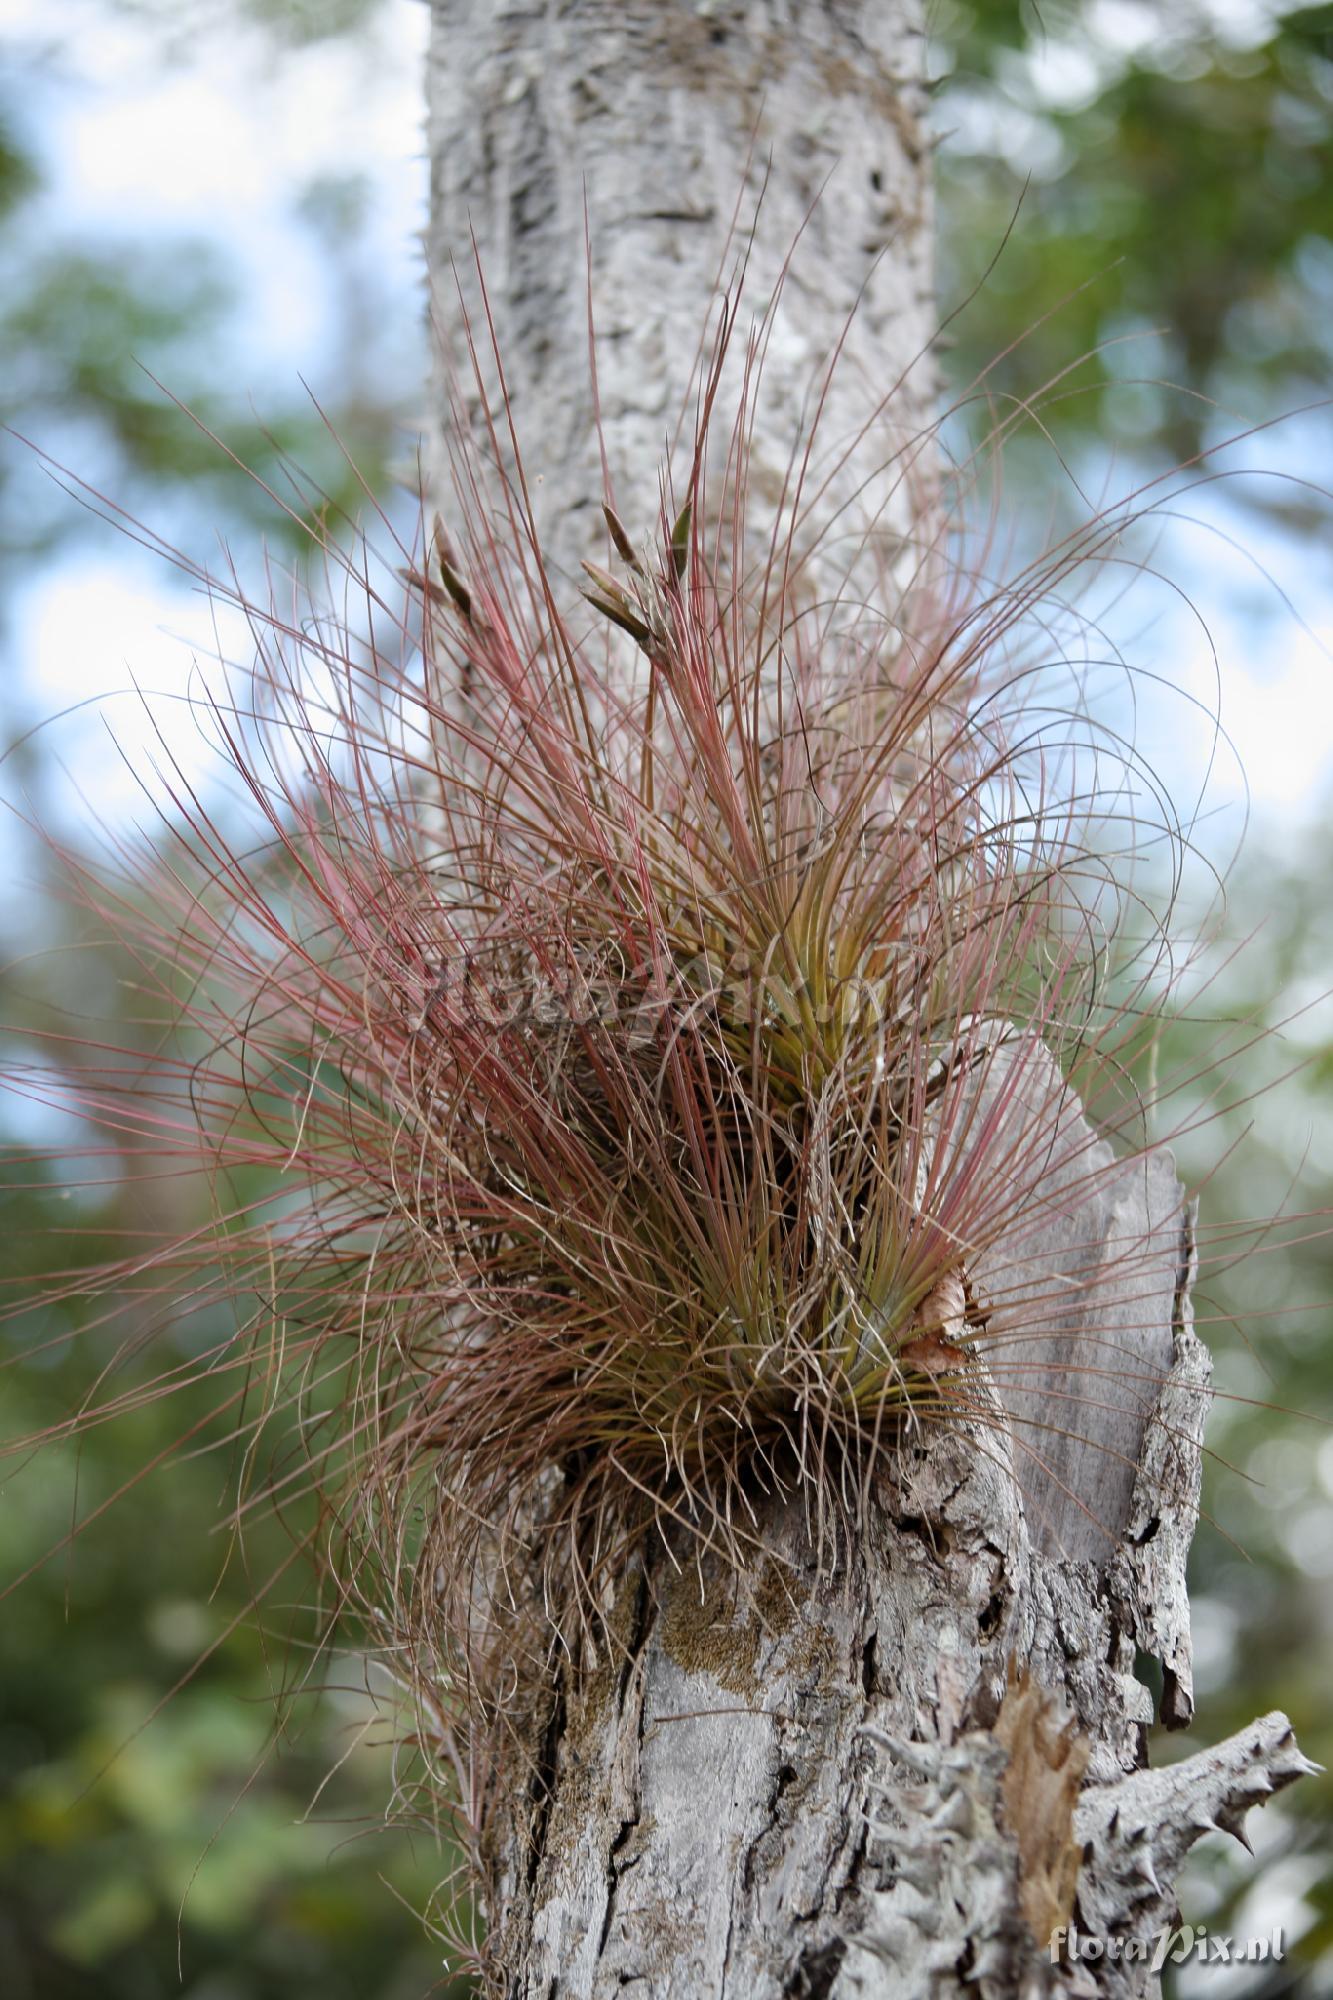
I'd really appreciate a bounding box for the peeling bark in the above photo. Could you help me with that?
[424,6,1311,1994]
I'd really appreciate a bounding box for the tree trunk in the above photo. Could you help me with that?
[424,7,1312,1994]
[425,0,935,592]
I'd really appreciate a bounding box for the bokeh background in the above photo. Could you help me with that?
[2,1,1332,1994]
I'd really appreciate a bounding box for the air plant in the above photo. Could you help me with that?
[2,281,1297,1951]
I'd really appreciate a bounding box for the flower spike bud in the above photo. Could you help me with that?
[602,502,643,573]
[432,512,475,621]
[669,496,692,581]
[579,560,656,649]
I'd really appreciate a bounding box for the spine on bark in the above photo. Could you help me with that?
[5,5,1317,1998]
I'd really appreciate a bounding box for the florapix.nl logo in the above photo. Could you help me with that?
[1049,1925,1286,1973]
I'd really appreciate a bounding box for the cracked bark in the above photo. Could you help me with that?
[425,5,1312,1993]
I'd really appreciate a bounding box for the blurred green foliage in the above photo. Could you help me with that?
[1150,837,1333,1987]
[1,1165,466,2000]
[1,228,395,568]
[935,0,1333,504]
[0,5,406,588]
[2,1,1331,1996]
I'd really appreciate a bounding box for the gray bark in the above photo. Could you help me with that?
[424,6,1312,1994]
[426,0,936,594]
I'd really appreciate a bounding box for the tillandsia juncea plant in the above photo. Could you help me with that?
[3,258,1322,1990]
